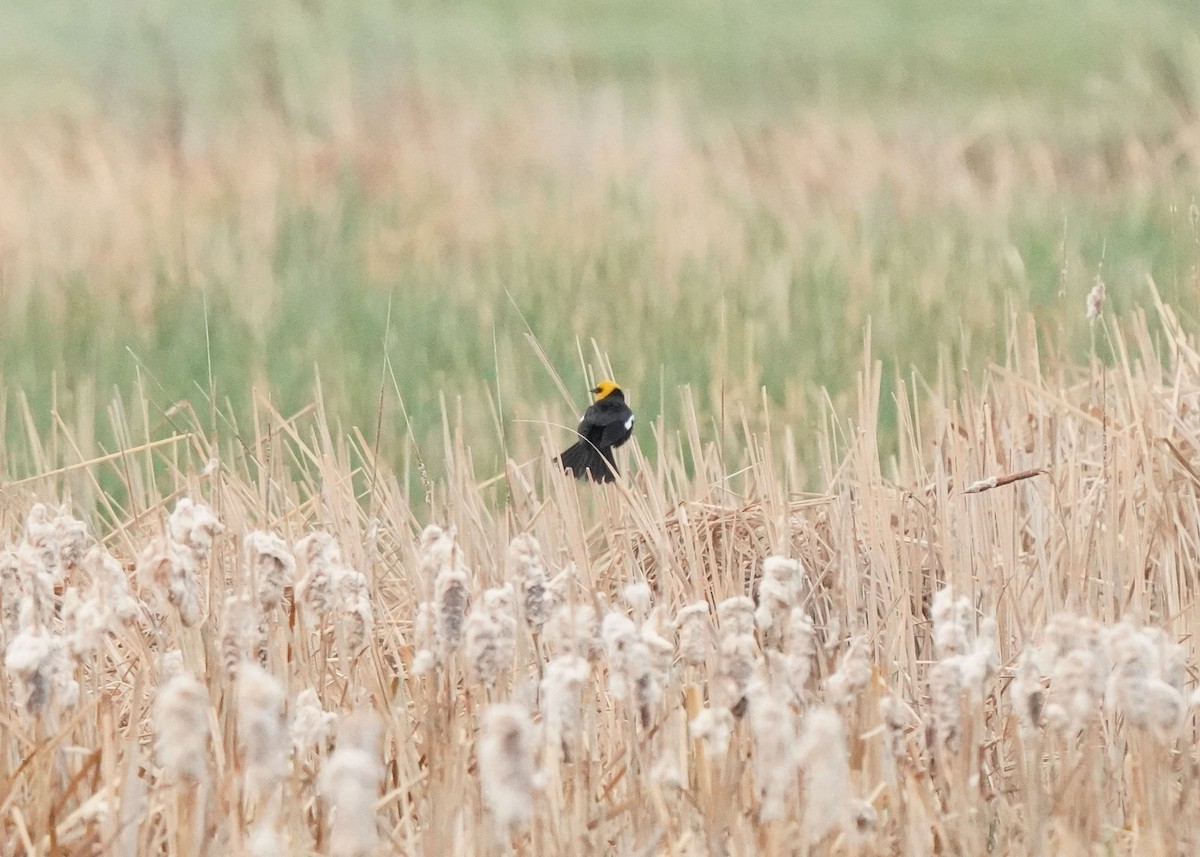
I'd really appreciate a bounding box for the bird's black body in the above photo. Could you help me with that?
[559,383,634,483]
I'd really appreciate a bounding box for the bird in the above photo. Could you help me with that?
[558,379,635,483]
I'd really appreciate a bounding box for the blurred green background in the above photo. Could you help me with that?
[3,0,1200,487]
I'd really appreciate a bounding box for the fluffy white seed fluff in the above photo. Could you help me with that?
[620,582,653,620]
[931,588,973,658]
[544,602,602,661]
[748,681,799,820]
[755,556,803,637]
[478,703,538,831]
[332,565,374,652]
[137,536,202,626]
[716,596,756,636]
[825,635,872,705]
[294,532,342,617]
[465,585,517,686]
[690,706,735,755]
[601,611,650,703]
[540,654,590,752]
[674,601,710,668]
[319,710,384,857]
[244,531,295,612]
[1104,621,1186,735]
[507,533,550,630]
[167,498,224,560]
[714,629,759,713]
[797,706,852,843]
[292,688,337,754]
[783,608,816,701]
[153,674,211,782]
[236,663,289,801]
[220,594,266,676]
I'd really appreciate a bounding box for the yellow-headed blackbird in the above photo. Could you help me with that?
[559,379,634,483]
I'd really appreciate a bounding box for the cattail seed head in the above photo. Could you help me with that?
[755,556,803,638]
[153,673,210,782]
[465,585,517,687]
[294,533,340,617]
[478,703,538,831]
[674,601,710,668]
[168,498,224,560]
[244,531,295,612]
[797,706,852,843]
[507,533,550,631]
[137,536,202,626]
[236,663,289,801]
[320,710,384,857]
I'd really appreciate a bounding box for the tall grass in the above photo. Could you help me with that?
[8,84,1200,489]
[1,302,1198,854]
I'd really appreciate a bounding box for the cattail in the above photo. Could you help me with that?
[220,594,266,676]
[748,681,799,820]
[621,582,653,621]
[13,541,56,632]
[244,531,295,613]
[540,654,590,754]
[236,663,289,803]
[319,710,383,857]
[601,611,655,723]
[1085,275,1106,321]
[714,596,760,714]
[292,689,337,754]
[465,585,517,687]
[333,565,374,652]
[1041,613,1107,735]
[5,625,76,715]
[153,673,210,781]
[83,546,139,625]
[411,601,438,675]
[0,547,20,641]
[294,533,340,617]
[62,587,106,657]
[508,533,549,631]
[23,504,58,574]
[675,601,710,668]
[137,536,202,626]
[690,706,734,755]
[1104,621,1186,735]
[418,524,456,578]
[168,498,224,560]
[544,602,602,661]
[755,556,803,639]
[824,635,872,705]
[432,531,471,653]
[927,660,964,751]
[783,608,816,702]
[478,703,538,831]
[797,706,852,843]
[1010,650,1045,732]
[931,587,973,658]
[717,596,756,636]
[158,649,185,682]
[50,505,89,574]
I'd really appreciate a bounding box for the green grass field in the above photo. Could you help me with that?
[4,0,1200,490]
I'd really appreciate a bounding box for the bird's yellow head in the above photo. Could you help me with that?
[591,379,622,401]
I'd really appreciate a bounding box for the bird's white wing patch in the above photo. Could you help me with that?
[625,414,635,431]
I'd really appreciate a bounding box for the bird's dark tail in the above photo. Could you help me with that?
[558,441,617,483]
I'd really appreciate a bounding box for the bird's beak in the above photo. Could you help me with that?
[590,386,600,395]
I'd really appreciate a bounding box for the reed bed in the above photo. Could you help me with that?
[1,300,1199,856]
